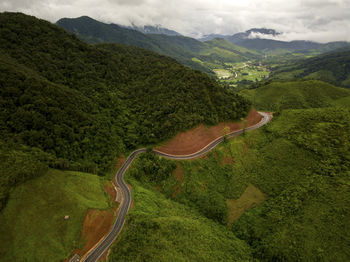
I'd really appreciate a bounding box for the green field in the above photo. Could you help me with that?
[213,68,232,79]
[0,169,109,262]
[211,61,270,88]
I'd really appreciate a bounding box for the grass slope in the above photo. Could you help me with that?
[0,169,109,261]
[240,80,350,111]
[109,178,253,262]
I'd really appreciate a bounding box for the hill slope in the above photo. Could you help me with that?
[240,80,350,111]
[114,106,350,261]
[273,49,350,88]
[0,169,110,261]
[0,12,250,207]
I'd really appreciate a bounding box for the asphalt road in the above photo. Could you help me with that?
[82,111,272,262]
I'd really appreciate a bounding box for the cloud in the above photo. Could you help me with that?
[0,0,349,42]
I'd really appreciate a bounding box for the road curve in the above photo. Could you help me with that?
[83,111,272,262]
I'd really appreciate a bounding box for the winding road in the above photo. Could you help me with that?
[82,111,272,262]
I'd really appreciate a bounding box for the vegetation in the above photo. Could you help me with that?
[114,106,350,261]
[109,177,253,261]
[56,16,261,76]
[232,107,350,261]
[240,80,350,111]
[0,169,110,261]
[272,48,350,88]
[218,61,270,89]
[1,11,350,262]
[0,12,250,208]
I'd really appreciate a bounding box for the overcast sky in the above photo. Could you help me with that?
[1,0,350,42]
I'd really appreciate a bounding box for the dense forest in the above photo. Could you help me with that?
[0,12,250,209]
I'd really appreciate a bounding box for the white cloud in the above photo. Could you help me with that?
[0,0,349,42]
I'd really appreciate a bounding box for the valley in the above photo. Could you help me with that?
[0,8,350,262]
[212,61,270,88]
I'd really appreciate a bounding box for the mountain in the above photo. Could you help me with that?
[200,28,350,54]
[56,16,261,75]
[199,33,230,42]
[199,29,280,42]
[272,48,350,88]
[0,12,250,209]
[126,24,181,36]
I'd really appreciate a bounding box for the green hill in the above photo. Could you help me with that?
[240,80,350,111]
[115,106,350,261]
[0,12,250,208]
[56,16,261,74]
[272,49,350,88]
[109,177,253,261]
[0,169,110,261]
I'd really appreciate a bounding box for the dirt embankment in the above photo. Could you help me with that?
[156,108,262,155]
[71,182,119,260]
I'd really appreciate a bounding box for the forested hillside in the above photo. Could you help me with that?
[0,12,250,209]
[272,49,350,88]
[56,16,260,75]
[240,80,350,111]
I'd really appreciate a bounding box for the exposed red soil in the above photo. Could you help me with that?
[222,155,234,165]
[72,182,117,259]
[116,155,126,170]
[104,183,116,202]
[172,163,184,197]
[173,162,184,183]
[156,108,262,155]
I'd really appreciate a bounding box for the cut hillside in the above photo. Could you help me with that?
[70,181,119,259]
[156,108,262,155]
[240,80,350,111]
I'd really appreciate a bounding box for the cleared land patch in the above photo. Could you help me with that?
[226,183,266,225]
[213,69,232,79]
[0,169,109,262]
[156,108,262,155]
[72,181,118,259]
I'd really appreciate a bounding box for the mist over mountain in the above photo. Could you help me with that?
[200,28,350,52]
[125,24,181,36]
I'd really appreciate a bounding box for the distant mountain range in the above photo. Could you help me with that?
[56,17,350,75]
[56,16,261,75]
[200,28,280,42]
[200,28,350,53]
